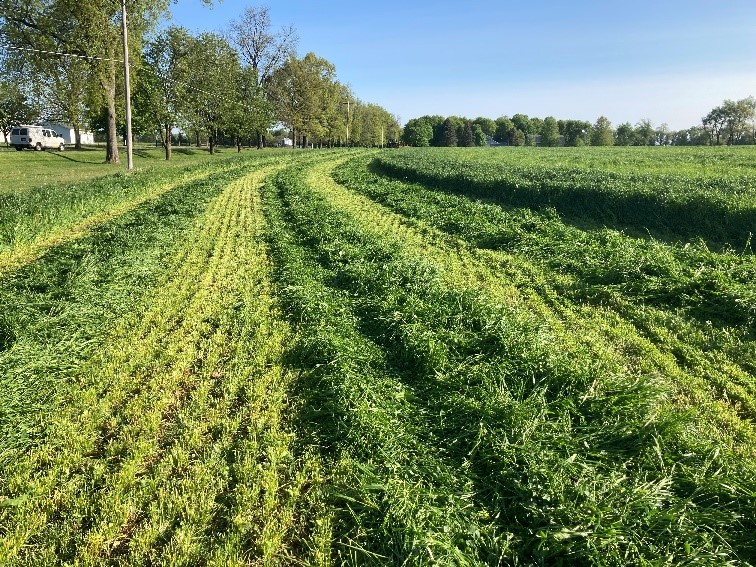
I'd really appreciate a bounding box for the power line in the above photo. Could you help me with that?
[0,43,124,63]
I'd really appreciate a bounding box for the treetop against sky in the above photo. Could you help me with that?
[168,0,756,128]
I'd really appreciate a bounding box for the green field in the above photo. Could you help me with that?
[0,146,754,565]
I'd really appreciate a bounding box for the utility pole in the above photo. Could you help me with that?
[121,0,134,171]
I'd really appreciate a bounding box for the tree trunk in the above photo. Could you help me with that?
[236,136,242,153]
[209,131,215,155]
[302,134,308,149]
[74,125,82,150]
[163,124,172,160]
[103,60,120,164]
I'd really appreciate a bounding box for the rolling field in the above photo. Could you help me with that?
[0,146,754,565]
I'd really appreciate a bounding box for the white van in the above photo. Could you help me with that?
[9,125,65,151]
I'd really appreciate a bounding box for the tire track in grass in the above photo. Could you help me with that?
[0,161,249,278]
[0,160,322,565]
[308,156,756,452]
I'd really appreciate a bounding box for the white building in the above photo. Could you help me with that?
[42,122,95,145]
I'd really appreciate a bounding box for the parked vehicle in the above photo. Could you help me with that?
[9,125,65,151]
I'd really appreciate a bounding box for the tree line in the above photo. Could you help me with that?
[0,2,400,162]
[403,97,756,147]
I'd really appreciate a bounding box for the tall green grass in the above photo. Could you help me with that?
[374,147,756,248]
[261,157,756,564]
[335,155,756,414]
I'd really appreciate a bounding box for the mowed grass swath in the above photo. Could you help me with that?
[0,146,755,565]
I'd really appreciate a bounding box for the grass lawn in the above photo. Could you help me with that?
[0,144,264,194]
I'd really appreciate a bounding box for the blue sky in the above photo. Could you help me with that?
[169,0,756,129]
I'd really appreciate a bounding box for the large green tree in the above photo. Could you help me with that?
[614,122,635,146]
[0,74,37,144]
[268,52,338,149]
[559,119,591,146]
[183,32,242,154]
[459,120,475,147]
[0,0,213,163]
[134,26,193,160]
[402,117,433,147]
[539,116,560,147]
[633,119,655,146]
[439,117,458,147]
[591,116,614,146]
[720,97,756,145]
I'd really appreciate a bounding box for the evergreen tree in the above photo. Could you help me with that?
[440,117,458,147]
[460,120,475,147]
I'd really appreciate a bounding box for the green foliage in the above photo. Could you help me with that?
[0,78,38,141]
[373,146,756,247]
[539,116,560,147]
[472,123,487,146]
[591,116,614,146]
[402,117,433,147]
[440,117,458,147]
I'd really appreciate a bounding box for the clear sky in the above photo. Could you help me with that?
[168,0,756,129]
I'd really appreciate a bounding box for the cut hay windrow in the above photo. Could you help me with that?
[1,147,754,565]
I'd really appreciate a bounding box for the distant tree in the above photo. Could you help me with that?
[134,26,193,160]
[591,116,614,146]
[670,126,709,146]
[183,33,241,154]
[440,117,458,147]
[527,117,543,145]
[420,115,445,146]
[227,5,297,148]
[702,106,726,145]
[510,128,525,146]
[494,116,515,144]
[268,52,338,149]
[402,118,433,148]
[559,120,591,146]
[539,116,560,147]
[0,77,37,144]
[685,125,711,146]
[720,97,756,145]
[353,102,398,147]
[402,117,432,146]
[223,66,275,151]
[472,123,487,146]
[634,119,655,146]
[510,113,530,138]
[615,122,635,146]
[654,123,672,146]
[459,120,475,147]
[473,117,496,137]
